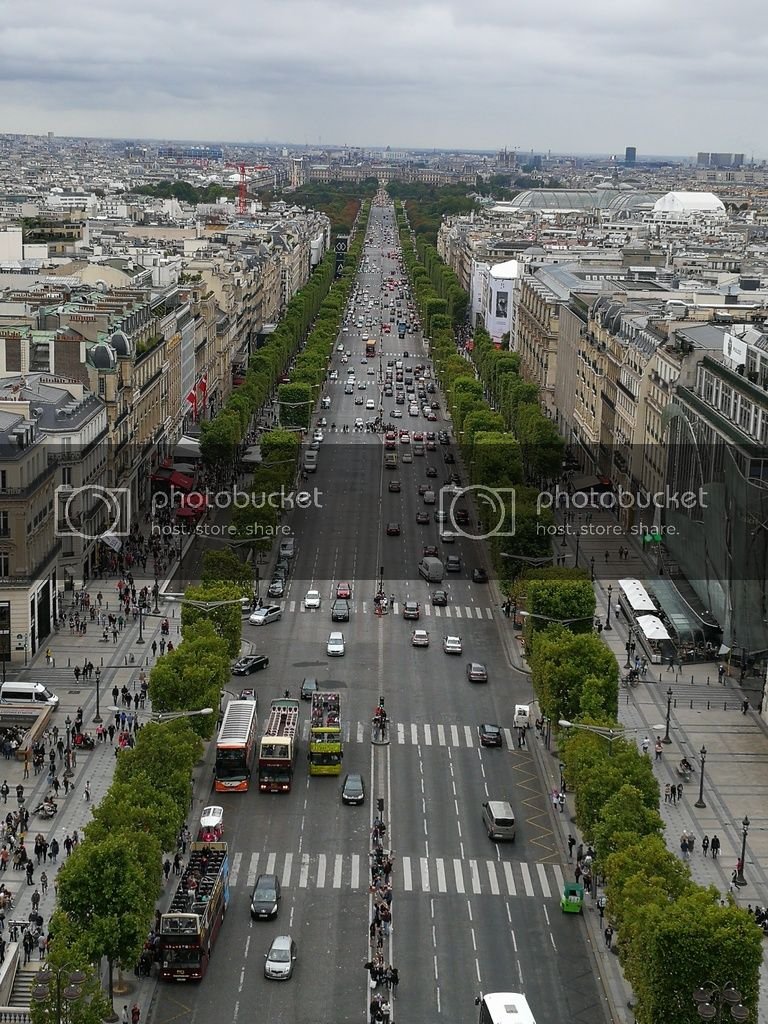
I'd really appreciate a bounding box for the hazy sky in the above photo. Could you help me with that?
[1,0,765,156]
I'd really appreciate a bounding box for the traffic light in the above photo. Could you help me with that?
[377,798,384,813]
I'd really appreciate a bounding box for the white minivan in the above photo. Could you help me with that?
[0,681,59,708]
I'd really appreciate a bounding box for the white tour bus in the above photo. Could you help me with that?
[476,992,537,1024]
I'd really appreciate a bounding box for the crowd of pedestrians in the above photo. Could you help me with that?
[364,814,399,1023]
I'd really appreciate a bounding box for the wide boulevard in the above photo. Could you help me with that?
[149,202,607,1024]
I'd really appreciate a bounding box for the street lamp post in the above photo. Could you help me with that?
[575,527,582,567]
[590,556,595,582]
[32,964,87,1024]
[153,580,160,614]
[558,718,665,757]
[63,714,74,778]
[695,745,707,808]
[693,982,749,1023]
[106,705,213,726]
[136,603,145,645]
[625,627,634,668]
[737,816,750,885]
[605,584,613,630]
[663,686,674,744]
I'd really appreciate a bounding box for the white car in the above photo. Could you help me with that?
[366,399,375,410]
[354,417,365,429]
[304,590,321,610]
[327,632,345,656]
[250,605,283,626]
[443,635,463,655]
[358,381,367,390]
[338,342,346,349]
[411,630,430,647]
[313,430,324,443]
[329,370,338,380]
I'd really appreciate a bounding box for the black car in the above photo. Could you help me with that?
[341,773,366,805]
[478,723,503,747]
[331,599,350,622]
[444,452,455,464]
[300,677,318,700]
[416,511,430,524]
[232,655,269,675]
[388,480,401,493]
[425,465,438,478]
[386,522,401,536]
[250,873,281,919]
[431,590,448,606]
[472,567,489,583]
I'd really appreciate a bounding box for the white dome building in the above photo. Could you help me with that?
[652,191,726,223]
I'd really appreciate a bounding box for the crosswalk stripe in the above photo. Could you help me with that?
[451,724,460,746]
[362,601,368,614]
[434,606,441,617]
[437,724,446,746]
[230,852,242,887]
[357,721,365,743]
[469,859,481,894]
[464,725,473,747]
[475,607,483,620]
[520,863,534,897]
[397,723,405,744]
[536,863,551,898]
[455,606,462,618]
[246,852,260,887]
[436,858,447,892]
[444,607,452,618]
[411,723,418,745]
[503,861,516,895]
[423,604,431,616]
[402,856,413,891]
[229,852,565,897]
[420,857,430,892]
[553,864,565,894]
[454,858,465,893]
[289,600,297,613]
[486,607,493,620]
[504,728,514,750]
[424,724,432,745]
[487,861,500,895]
[392,602,399,615]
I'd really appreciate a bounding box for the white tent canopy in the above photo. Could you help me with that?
[636,615,672,642]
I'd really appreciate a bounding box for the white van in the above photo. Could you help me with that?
[482,800,516,841]
[513,704,530,730]
[0,682,59,708]
[303,451,318,473]
[418,556,444,583]
[279,537,296,560]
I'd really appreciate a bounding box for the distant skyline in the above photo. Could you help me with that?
[1,0,764,158]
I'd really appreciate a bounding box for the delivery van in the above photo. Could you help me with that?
[418,556,444,583]
[0,682,59,708]
[482,800,516,841]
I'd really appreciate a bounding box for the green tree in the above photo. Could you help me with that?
[529,625,618,723]
[56,833,159,1011]
[113,719,202,810]
[30,931,111,1024]
[87,779,181,853]
[202,549,253,591]
[591,784,664,865]
[150,619,229,731]
[526,579,595,635]
[181,582,244,657]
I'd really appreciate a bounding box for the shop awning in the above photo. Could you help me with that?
[636,615,672,642]
[180,492,209,511]
[169,471,194,490]
[570,474,603,492]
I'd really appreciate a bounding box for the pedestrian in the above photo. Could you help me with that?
[40,871,48,895]
[151,640,157,658]
[742,697,750,715]
[0,781,7,805]
[641,735,649,755]
[670,785,677,806]
[122,1006,129,1024]
[702,835,710,857]
[26,861,34,885]
[654,737,663,760]
[84,781,91,802]
[604,925,614,949]
[49,838,59,862]
[604,550,609,564]
[389,965,399,997]
[31,889,40,912]
[664,784,671,803]
[37,932,46,960]
[567,834,576,860]
[173,852,182,875]
[131,1004,141,1024]
[558,792,565,813]
[163,858,171,881]
[676,783,683,802]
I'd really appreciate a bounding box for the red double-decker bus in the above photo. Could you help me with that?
[159,842,230,980]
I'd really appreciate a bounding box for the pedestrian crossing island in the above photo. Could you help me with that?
[228,850,565,899]
[302,721,525,751]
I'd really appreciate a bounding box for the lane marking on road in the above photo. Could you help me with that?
[230,852,242,887]
[402,856,413,891]
[437,724,446,746]
[504,729,515,750]
[552,863,565,893]
[283,852,293,888]
[454,859,465,893]
[397,722,405,744]
[444,607,452,618]
[475,607,483,619]
[351,853,360,889]
[486,607,494,619]
[433,606,441,617]
[411,723,418,745]
[424,724,432,746]
[436,858,447,892]
[455,607,462,618]
[317,853,326,888]
[288,600,296,613]
[503,861,516,895]
[536,863,551,898]
[246,852,259,887]
[520,862,534,896]
[357,721,365,743]
[451,725,460,746]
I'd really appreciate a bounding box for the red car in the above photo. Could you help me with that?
[336,581,352,600]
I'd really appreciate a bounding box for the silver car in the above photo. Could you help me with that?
[264,935,296,980]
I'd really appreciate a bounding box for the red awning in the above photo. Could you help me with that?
[181,492,208,511]
[169,471,194,490]
[175,507,202,519]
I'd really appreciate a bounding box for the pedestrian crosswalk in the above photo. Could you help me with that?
[301,721,525,751]
[288,599,494,620]
[228,850,565,899]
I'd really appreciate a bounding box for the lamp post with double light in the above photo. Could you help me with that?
[558,718,664,758]
[605,584,613,630]
[693,981,749,1023]
[32,964,87,1024]
[663,686,674,744]
[737,816,750,885]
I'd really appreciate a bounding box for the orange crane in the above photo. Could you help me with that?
[225,162,271,215]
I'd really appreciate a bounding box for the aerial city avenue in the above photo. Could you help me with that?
[1,3,768,1024]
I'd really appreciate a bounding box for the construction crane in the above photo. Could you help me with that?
[224,162,271,215]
